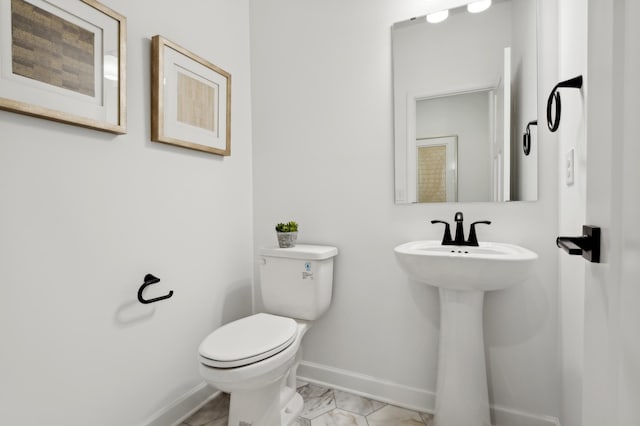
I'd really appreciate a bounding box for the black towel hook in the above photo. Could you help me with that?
[546,75,583,132]
[138,274,173,304]
[523,120,538,156]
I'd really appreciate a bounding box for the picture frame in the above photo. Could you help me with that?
[0,0,127,134]
[151,35,231,156]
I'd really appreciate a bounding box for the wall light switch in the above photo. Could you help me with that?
[566,149,575,186]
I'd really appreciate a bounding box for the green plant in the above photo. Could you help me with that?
[275,221,298,232]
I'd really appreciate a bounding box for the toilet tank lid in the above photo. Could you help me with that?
[260,244,338,260]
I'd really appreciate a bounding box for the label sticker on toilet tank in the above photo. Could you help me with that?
[302,262,314,279]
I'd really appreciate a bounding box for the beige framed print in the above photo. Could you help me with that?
[0,0,126,133]
[151,35,231,156]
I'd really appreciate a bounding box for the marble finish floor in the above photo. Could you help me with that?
[180,383,434,426]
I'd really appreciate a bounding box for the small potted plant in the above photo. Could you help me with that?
[275,221,298,248]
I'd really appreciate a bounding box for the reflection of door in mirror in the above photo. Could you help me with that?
[416,136,457,203]
[491,47,511,202]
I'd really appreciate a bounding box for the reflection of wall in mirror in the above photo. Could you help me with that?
[392,3,512,97]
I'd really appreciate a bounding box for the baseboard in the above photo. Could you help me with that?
[297,361,436,413]
[138,381,218,426]
[491,404,561,426]
[298,361,561,426]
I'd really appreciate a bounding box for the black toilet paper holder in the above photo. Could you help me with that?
[137,274,174,304]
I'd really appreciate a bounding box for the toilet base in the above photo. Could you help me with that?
[228,380,280,426]
[281,390,303,426]
[227,383,303,426]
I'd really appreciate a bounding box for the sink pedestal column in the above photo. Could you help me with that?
[435,288,491,426]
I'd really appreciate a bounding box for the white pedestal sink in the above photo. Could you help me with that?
[394,240,537,426]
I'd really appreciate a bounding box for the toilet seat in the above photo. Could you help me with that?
[199,313,298,368]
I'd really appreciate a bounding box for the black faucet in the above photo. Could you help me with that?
[430,220,452,245]
[453,211,465,244]
[430,211,491,247]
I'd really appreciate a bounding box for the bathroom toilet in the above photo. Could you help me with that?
[198,244,338,426]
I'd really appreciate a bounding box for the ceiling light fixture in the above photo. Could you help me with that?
[426,9,449,23]
[467,0,492,13]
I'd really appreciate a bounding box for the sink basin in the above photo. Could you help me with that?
[394,240,538,291]
[394,240,537,426]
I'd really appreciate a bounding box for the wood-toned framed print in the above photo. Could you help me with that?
[151,35,231,156]
[0,0,126,133]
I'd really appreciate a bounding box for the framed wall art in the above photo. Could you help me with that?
[151,35,231,156]
[0,0,126,133]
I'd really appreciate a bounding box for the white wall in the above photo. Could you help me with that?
[251,0,560,421]
[0,1,253,425]
[416,92,492,201]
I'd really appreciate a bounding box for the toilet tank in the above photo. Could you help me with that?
[259,244,338,321]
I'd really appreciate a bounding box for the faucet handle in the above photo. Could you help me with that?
[454,211,464,222]
[467,221,491,246]
[431,220,453,245]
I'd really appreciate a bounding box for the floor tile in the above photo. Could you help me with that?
[421,411,435,426]
[298,383,336,419]
[182,393,229,426]
[292,417,312,426]
[366,404,427,426]
[333,389,386,416]
[310,408,368,426]
[180,384,436,426]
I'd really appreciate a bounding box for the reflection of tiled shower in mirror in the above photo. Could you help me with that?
[416,135,458,203]
[417,144,447,203]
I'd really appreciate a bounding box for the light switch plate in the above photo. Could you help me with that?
[566,149,575,186]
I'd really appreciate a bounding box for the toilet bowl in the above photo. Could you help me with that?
[199,313,309,426]
[198,244,338,426]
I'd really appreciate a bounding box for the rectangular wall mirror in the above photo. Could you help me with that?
[392,0,538,203]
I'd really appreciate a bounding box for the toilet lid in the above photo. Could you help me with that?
[199,313,297,368]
